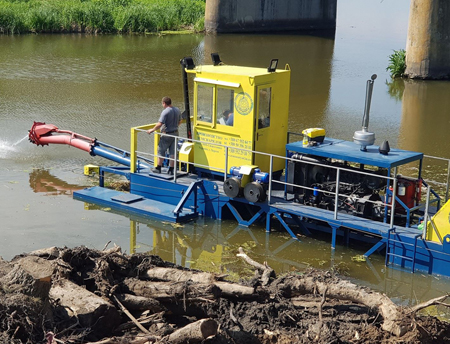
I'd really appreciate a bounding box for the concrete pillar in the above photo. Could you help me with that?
[405,0,450,79]
[205,0,336,34]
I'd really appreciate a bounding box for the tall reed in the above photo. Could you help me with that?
[0,0,205,34]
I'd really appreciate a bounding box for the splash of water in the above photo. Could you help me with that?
[0,140,15,159]
[0,135,28,159]
[13,134,29,146]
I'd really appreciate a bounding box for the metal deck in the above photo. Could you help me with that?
[74,186,197,223]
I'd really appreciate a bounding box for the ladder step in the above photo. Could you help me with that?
[386,252,414,261]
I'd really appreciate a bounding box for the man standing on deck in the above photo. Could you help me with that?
[147,96,181,175]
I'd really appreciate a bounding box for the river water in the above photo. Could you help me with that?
[2,0,450,316]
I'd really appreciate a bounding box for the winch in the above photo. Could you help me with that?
[223,165,269,203]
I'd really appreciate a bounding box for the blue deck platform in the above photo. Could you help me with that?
[74,186,198,223]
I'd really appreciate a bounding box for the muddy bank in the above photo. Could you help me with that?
[0,246,449,344]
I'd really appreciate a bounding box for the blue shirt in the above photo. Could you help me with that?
[226,113,234,126]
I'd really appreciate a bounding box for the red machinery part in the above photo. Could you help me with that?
[29,121,94,153]
[395,177,421,213]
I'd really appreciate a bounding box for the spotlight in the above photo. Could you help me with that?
[267,59,278,72]
[211,53,222,66]
[181,57,195,70]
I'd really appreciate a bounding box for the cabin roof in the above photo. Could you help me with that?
[193,64,287,77]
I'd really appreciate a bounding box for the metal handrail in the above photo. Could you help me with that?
[129,128,448,231]
[131,129,400,226]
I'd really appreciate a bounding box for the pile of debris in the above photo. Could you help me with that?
[0,245,449,344]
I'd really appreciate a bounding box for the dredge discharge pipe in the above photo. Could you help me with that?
[29,122,151,169]
[29,122,93,152]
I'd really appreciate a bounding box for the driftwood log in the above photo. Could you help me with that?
[143,267,216,284]
[167,318,219,344]
[114,293,165,312]
[123,278,255,301]
[50,278,122,337]
[273,273,404,336]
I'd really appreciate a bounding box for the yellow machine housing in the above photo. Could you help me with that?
[185,63,291,174]
[425,199,450,243]
[84,164,99,175]
[302,128,326,145]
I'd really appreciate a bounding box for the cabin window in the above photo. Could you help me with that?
[216,88,234,126]
[197,84,214,124]
[258,87,271,129]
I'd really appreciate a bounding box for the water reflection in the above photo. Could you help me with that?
[385,78,405,103]
[400,80,450,158]
[29,169,85,195]
[129,217,310,277]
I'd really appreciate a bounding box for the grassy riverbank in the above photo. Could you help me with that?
[0,0,205,34]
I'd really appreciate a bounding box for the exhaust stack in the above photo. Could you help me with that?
[353,74,377,151]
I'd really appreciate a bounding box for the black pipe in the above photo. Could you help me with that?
[180,58,192,139]
[291,154,327,164]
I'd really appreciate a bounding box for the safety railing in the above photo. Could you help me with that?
[129,126,414,230]
[129,126,449,236]
[267,153,399,229]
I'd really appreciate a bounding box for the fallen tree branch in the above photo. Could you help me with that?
[275,273,406,336]
[28,246,60,259]
[102,241,111,251]
[115,312,165,332]
[237,247,275,286]
[123,278,255,301]
[115,293,165,312]
[409,294,449,314]
[112,295,150,335]
[86,334,159,344]
[319,286,328,322]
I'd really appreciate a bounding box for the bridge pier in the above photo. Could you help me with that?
[405,0,450,79]
[205,0,336,34]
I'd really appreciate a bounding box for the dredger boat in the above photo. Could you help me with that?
[29,55,450,277]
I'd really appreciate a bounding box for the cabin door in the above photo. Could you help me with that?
[254,86,272,172]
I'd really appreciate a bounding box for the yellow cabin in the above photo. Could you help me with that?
[184,58,291,175]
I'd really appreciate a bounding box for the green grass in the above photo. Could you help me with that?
[386,49,406,78]
[0,0,205,34]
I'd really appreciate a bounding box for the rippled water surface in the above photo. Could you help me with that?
[2,0,450,317]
